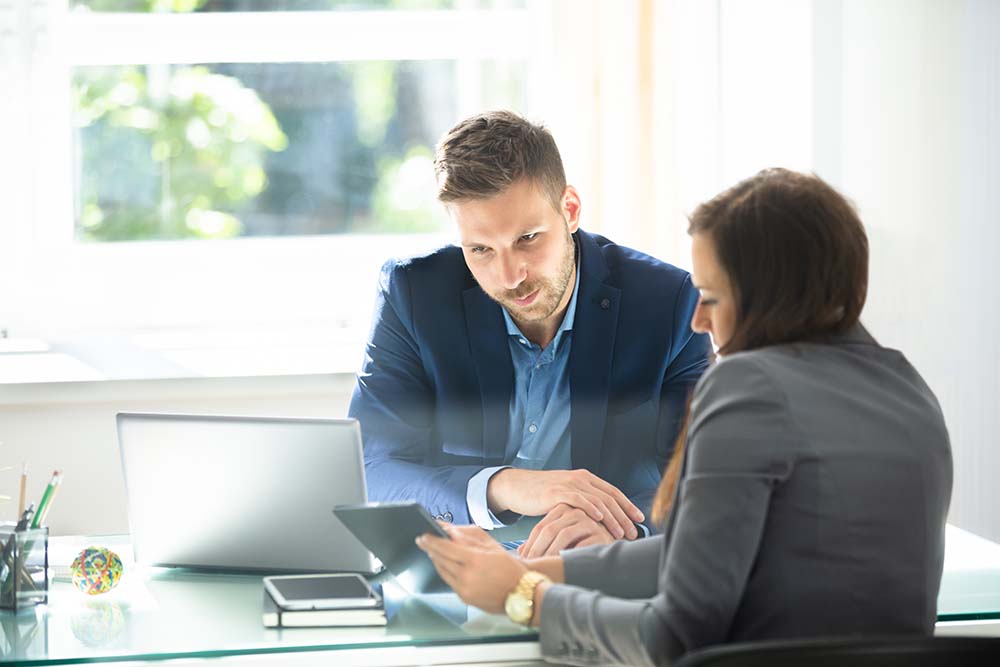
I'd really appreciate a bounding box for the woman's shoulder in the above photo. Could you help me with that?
[693,348,787,402]
[694,332,895,399]
[689,344,835,439]
[687,350,802,474]
[689,351,794,435]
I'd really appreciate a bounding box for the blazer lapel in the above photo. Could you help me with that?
[570,232,620,472]
[463,286,513,465]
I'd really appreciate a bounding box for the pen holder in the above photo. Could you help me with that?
[0,522,49,611]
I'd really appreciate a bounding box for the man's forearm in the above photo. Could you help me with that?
[366,456,483,524]
[485,467,518,514]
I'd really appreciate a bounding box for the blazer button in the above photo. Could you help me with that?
[443,512,453,522]
[600,298,610,310]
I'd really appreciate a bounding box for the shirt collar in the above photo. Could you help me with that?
[502,249,582,341]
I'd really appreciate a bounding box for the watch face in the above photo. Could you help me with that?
[505,593,532,625]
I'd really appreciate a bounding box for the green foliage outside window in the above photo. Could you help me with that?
[74,65,288,240]
[72,0,454,242]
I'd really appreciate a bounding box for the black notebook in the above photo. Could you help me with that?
[262,591,387,628]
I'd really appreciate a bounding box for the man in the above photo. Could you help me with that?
[349,111,710,556]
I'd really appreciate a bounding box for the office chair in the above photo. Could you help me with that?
[675,636,1000,667]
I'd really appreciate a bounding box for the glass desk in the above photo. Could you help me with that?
[937,525,1000,622]
[3,526,999,665]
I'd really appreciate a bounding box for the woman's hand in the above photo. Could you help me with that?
[416,524,527,614]
[439,523,507,552]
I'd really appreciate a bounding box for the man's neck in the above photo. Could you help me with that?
[515,317,559,350]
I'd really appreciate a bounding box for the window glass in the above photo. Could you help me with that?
[72,60,526,241]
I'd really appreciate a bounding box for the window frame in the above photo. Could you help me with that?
[5,1,543,347]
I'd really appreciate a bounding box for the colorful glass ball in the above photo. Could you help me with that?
[70,546,123,595]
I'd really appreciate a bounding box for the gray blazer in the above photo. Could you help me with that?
[538,326,953,666]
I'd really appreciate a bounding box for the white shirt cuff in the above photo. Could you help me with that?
[466,466,511,529]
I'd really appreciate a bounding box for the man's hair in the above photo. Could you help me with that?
[688,167,869,355]
[434,110,567,210]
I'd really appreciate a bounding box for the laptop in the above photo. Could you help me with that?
[116,412,376,573]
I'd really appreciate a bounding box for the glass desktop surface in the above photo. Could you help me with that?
[0,536,535,665]
[2,526,1000,664]
[937,525,1000,621]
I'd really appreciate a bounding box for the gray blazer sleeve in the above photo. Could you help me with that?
[539,357,798,666]
[562,536,664,599]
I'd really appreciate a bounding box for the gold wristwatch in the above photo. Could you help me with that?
[505,571,550,626]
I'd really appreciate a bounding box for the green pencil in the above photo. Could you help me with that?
[30,470,62,529]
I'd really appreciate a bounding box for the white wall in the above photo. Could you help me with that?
[1,0,997,545]
[821,0,1000,541]
[0,375,355,535]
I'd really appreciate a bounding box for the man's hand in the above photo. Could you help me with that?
[518,504,617,558]
[487,468,643,540]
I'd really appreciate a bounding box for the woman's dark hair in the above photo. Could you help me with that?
[689,167,869,355]
[651,168,870,526]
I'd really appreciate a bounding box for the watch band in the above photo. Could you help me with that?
[505,570,550,625]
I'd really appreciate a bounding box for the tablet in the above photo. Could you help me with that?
[263,573,380,611]
[333,502,450,594]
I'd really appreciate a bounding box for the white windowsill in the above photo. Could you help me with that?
[0,371,358,407]
[0,329,362,405]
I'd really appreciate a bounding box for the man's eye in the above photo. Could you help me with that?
[700,298,717,307]
[470,246,488,255]
[520,233,538,242]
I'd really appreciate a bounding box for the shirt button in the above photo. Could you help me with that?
[528,423,538,433]
[443,512,453,522]
[434,514,444,521]
[519,337,528,345]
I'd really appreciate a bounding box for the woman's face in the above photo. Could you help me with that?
[690,232,737,352]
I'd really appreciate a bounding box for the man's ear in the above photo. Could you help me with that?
[562,185,582,233]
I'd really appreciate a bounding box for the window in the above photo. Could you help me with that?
[1,0,538,378]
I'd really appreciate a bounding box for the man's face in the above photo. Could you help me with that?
[450,179,581,326]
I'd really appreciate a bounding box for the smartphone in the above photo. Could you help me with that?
[263,573,381,611]
[333,502,451,594]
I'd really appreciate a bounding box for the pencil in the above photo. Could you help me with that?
[17,463,27,518]
[30,470,61,529]
[36,476,62,527]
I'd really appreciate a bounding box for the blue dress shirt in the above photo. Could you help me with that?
[466,261,581,528]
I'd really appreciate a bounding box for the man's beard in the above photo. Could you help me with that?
[490,230,575,323]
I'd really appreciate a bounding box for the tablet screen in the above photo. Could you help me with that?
[269,575,372,602]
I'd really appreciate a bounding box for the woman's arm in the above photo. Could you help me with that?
[527,535,663,599]
[525,555,565,583]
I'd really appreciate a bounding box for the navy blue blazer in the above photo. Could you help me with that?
[348,229,711,527]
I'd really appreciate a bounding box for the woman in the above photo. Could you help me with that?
[417,168,953,665]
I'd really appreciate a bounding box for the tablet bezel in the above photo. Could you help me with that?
[333,502,451,594]
[263,572,381,610]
